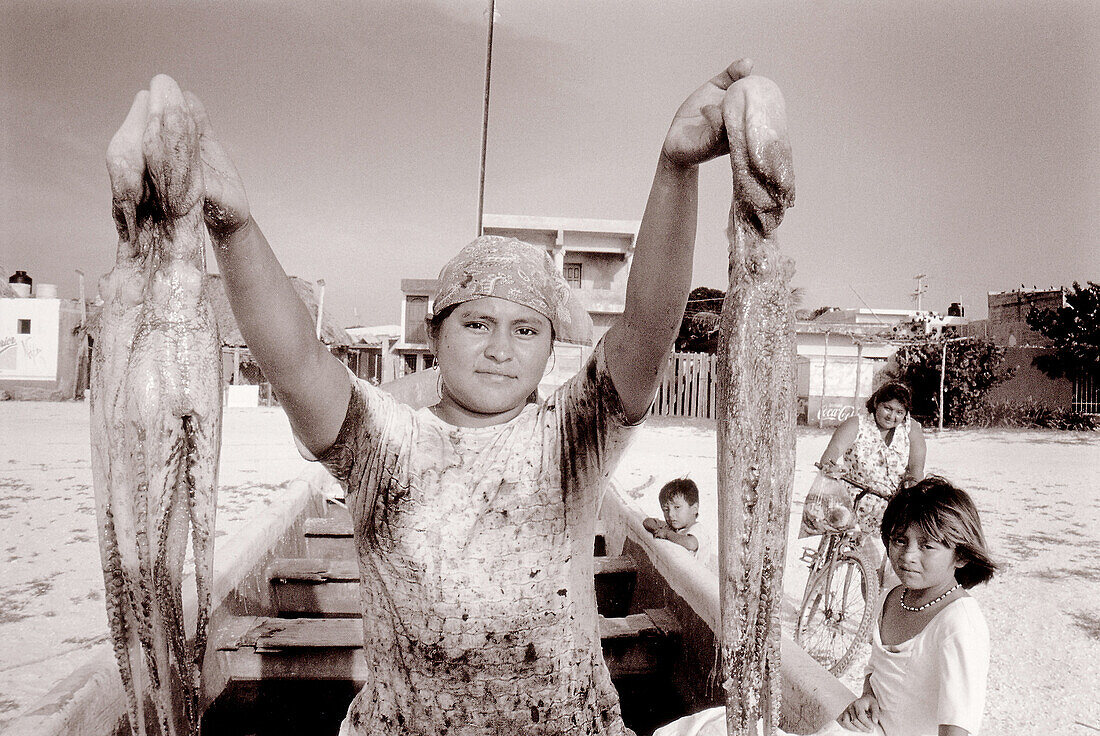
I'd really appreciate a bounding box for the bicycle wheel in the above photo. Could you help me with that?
[794,552,877,676]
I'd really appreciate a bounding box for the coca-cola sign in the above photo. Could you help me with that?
[817,403,858,423]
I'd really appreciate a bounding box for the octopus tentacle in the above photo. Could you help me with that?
[185,411,219,690]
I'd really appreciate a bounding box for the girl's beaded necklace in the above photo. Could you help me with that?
[900,582,961,612]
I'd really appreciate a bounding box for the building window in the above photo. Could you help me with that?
[563,263,582,288]
[17,319,31,334]
[404,295,428,344]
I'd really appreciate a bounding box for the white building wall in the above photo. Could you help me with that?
[796,331,895,425]
[0,298,61,381]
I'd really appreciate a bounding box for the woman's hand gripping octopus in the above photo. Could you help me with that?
[92,74,223,736]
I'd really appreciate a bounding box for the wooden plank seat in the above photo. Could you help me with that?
[304,517,612,559]
[303,517,356,559]
[215,609,680,683]
[268,556,638,618]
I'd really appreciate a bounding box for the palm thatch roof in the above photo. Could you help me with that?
[83,273,353,347]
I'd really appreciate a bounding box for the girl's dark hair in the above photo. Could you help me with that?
[866,380,912,414]
[659,478,699,506]
[880,476,998,588]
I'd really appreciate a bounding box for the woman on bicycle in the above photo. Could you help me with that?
[819,381,927,569]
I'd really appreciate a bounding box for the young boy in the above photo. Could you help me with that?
[644,478,701,554]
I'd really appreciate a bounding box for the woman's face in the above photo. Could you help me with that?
[429,297,553,427]
[873,398,908,430]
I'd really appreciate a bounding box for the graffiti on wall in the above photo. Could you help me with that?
[0,335,56,379]
[0,336,15,372]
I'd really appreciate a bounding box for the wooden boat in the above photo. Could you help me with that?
[5,470,853,736]
[7,372,854,736]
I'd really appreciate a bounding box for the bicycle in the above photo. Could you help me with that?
[793,467,893,676]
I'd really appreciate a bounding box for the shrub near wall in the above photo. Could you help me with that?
[891,338,1014,426]
[968,399,1100,430]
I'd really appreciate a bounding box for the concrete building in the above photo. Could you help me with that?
[794,308,970,425]
[482,214,638,342]
[795,323,896,426]
[344,324,403,385]
[965,288,1076,410]
[984,287,1066,347]
[1,291,89,401]
[391,214,640,386]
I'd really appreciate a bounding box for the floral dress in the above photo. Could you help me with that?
[841,411,911,533]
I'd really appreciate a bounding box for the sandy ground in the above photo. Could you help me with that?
[1,401,1098,734]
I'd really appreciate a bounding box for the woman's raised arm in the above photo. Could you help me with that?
[190,93,350,456]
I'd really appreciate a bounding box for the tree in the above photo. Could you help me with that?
[1026,281,1100,380]
[675,286,805,354]
[890,338,1014,426]
[676,286,724,353]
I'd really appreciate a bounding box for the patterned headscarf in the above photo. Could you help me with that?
[429,235,593,345]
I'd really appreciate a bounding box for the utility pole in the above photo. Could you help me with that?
[912,273,927,312]
[476,0,498,237]
[315,279,326,341]
[938,339,947,430]
[75,269,87,328]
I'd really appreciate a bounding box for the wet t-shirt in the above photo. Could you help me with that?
[317,342,638,735]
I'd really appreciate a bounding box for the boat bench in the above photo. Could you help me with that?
[268,553,637,619]
[304,516,611,559]
[214,607,681,683]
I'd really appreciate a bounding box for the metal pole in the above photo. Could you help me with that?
[476,0,497,237]
[938,339,947,430]
[315,279,326,341]
[819,331,829,428]
[853,340,863,409]
[75,269,87,327]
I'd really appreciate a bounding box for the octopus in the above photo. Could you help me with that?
[91,75,222,736]
[715,75,796,736]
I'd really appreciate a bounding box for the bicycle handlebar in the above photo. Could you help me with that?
[813,462,896,501]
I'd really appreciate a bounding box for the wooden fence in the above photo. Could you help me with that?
[652,352,719,419]
[221,347,724,419]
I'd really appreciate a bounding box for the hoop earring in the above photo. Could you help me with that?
[436,370,445,400]
[543,349,557,377]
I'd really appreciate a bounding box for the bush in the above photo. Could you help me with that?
[890,338,1014,426]
[967,399,1100,430]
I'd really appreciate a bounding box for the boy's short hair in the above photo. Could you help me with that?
[659,478,699,506]
[880,476,998,588]
[866,380,912,414]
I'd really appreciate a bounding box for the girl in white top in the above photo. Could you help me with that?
[838,477,998,736]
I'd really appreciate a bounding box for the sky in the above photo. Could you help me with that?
[1,0,1097,326]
